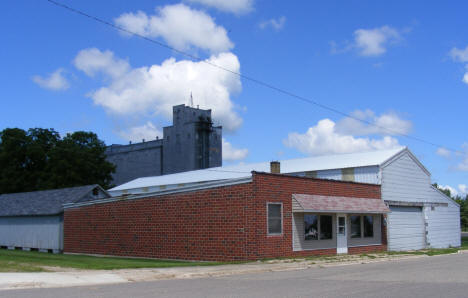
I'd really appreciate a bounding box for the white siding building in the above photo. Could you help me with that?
[0,185,110,252]
[110,147,461,251]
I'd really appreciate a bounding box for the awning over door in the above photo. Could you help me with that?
[292,194,390,214]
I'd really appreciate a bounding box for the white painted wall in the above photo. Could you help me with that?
[381,152,433,203]
[425,188,461,248]
[0,216,63,250]
[353,166,380,184]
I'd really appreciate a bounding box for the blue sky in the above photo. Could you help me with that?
[2,0,467,195]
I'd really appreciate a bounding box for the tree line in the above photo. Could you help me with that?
[0,128,115,194]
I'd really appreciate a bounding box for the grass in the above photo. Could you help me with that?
[0,249,226,272]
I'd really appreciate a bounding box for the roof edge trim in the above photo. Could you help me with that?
[64,177,252,209]
[429,186,460,207]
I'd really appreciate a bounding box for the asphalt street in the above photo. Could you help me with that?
[2,253,468,298]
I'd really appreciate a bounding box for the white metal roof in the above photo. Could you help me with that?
[109,147,405,196]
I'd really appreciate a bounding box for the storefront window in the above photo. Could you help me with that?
[363,215,374,237]
[304,214,333,240]
[320,215,333,239]
[350,215,361,238]
[304,214,318,240]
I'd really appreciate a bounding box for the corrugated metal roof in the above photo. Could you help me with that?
[110,147,405,195]
[0,185,109,216]
[292,194,390,213]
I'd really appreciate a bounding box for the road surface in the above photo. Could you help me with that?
[2,252,468,298]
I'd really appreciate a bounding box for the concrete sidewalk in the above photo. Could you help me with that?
[1,251,466,291]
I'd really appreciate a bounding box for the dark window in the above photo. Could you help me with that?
[363,215,374,237]
[350,215,361,238]
[320,215,333,240]
[92,188,99,197]
[304,215,318,240]
[304,214,333,240]
[267,203,282,235]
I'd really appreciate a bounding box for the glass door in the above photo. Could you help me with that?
[337,214,348,254]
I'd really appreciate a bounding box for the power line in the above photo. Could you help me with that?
[45,0,462,154]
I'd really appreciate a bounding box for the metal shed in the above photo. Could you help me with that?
[0,185,110,252]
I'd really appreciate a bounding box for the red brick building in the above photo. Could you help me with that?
[63,172,389,261]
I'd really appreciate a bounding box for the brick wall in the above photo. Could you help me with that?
[64,172,384,261]
[348,244,387,254]
[64,183,253,261]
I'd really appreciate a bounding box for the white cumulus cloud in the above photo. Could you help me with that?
[335,110,412,136]
[450,46,468,62]
[186,0,254,15]
[32,68,70,91]
[114,4,233,54]
[74,48,130,78]
[354,26,401,56]
[437,143,468,172]
[222,138,248,161]
[284,118,402,156]
[259,16,286,31]
[449,45,468,85]
[459,184,468,196]
[74,48,242,132]
[118,122,162,143]
[436,147,451,158]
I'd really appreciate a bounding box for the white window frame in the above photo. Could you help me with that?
[267,202,283,236]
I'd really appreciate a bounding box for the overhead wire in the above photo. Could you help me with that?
[45,0,462,155]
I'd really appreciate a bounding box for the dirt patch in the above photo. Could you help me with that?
[39,266,83,272]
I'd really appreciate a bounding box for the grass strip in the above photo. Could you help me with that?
[0,249,228,272]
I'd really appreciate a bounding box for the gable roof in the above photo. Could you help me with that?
[0,185,110,216]
[380,147,431,176]
[110,147,406,196]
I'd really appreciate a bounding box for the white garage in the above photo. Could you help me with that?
[387,206,425,251]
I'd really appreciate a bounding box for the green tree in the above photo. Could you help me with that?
[459,196,468,231]
[46,131,115,189]
[0,128,32,193]
[0,128,115,194]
